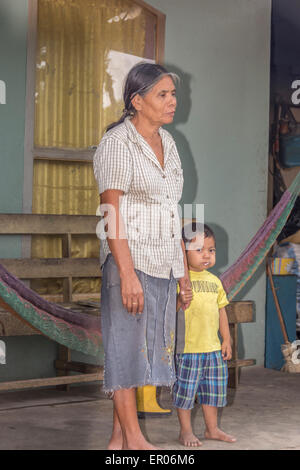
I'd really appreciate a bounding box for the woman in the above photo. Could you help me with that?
[93,62,190,450]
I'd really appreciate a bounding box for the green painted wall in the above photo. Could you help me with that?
[149,0,272,365]
[0,0,61,382]
[0,0,28,258]
[0,0,27,213]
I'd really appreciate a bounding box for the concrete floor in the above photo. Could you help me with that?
[0,366,300,450]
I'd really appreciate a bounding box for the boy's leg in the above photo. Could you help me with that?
[177,408,202,447]
[173,354,202,447]
[202,404,236,443]
[200,351,236,443]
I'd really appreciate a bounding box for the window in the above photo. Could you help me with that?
[24,0,165,300]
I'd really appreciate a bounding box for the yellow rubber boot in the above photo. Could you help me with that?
[136,385,172,418]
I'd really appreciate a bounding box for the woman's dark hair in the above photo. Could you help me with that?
[106,62,178,132]
[182,222,216,249]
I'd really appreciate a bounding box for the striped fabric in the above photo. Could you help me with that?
[93,117,185,279]
[173,352,228,409]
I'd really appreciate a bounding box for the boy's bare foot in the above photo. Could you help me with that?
[205,428,236,443]
[179,432,203,447]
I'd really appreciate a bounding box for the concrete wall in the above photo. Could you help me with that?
[149,0,272,364]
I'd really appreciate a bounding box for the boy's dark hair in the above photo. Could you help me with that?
[182,222,216,249]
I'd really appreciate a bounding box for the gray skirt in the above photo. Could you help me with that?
[100,254,177,393]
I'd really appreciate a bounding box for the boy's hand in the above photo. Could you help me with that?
[178,274,192,310]
[221,340,232,361]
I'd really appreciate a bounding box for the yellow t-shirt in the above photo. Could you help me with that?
[176,269,229,353]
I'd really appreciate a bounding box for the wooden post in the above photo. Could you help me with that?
[56,345,71,391]
[62,233,72,303]
[228,323,239,388]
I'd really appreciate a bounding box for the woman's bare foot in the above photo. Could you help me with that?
[107,428,123,450]
[108,433,161,450]
[179,431,203,447]
[205,428,236,443]
[124,437,161,450]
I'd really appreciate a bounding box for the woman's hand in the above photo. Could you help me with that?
[120,270,144,316]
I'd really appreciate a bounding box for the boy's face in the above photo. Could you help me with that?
[186,234,216,272]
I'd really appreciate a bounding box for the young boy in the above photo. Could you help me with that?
[173,223,236,447]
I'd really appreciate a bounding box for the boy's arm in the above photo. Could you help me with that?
[219,307,232,360]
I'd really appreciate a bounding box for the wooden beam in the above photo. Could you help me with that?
[0,214,100,235]
[226,301,254,324]
[55,360,102,374]
[34,147,95,162]
[41,293,100,303]
[62,233,73,302]
[155,11,166,64]
[0,258,101,278]
[56,345,72,391]
[0,372,103,392]
[228,359,256,368]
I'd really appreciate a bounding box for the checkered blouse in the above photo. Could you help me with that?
[93,117,185,279]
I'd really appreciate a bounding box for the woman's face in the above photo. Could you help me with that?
[132,75,177,127]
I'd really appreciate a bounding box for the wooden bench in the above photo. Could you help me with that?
[0,213,103,392]
[226,300,256,388]
[0,213,255,392]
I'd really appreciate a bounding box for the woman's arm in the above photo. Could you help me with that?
[100,189,144,315]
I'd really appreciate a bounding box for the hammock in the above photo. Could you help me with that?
[220,170,300,300]
[0,172,299,356]
[0,263,102,357]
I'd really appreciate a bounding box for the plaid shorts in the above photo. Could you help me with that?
[172,351,228,409]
